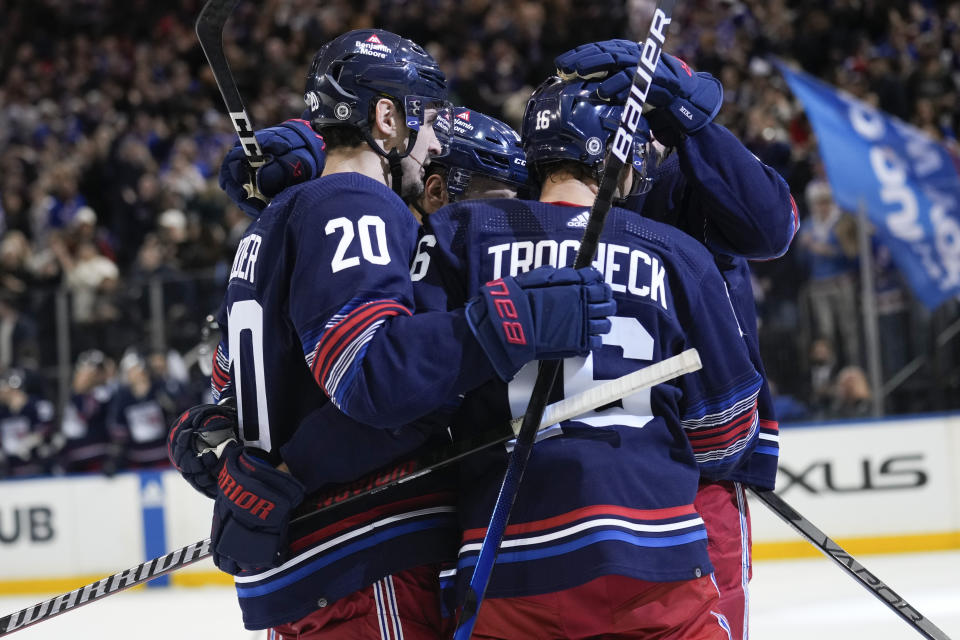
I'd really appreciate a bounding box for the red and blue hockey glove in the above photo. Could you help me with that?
[555,40,722,145]
[210,448,305,575]
[167,402,239,499]
[218,118,326,218]
[465,266,615,381]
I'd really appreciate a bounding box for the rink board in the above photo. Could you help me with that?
[1,413,958,593]
[750,412,960,559]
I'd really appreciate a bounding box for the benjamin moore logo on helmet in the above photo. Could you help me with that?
[585,136,603,156]
[334,103,351,120]
[356,33,391,59]
[454,110,475,132]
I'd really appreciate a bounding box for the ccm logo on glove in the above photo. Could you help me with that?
[217,464,276,520]
[484,279,526,345]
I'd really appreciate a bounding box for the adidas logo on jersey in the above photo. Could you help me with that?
[566,212,590,228]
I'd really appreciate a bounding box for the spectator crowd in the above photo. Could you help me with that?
[2,0,960,479]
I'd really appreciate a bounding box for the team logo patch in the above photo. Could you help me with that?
[334,102,351,120]
[585,136,603,156]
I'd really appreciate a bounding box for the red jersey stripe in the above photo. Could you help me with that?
[289,491,456,553]
[311,301,411,388]
[462,503,699,542]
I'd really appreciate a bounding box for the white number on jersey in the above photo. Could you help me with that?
[508,316,655,435]
[227,299,272,451]
[326,215,391,273]
[410,234,437,281]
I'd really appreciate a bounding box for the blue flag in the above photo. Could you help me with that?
[776,60,960,309]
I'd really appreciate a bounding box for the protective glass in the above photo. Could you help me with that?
[405,96,454,157]
[627,133,654,196]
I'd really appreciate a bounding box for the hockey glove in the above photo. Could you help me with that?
[211,448,305,574]
[167,402,240,499]
[556,40,722,145]
[465,266,615,381]
[218,118,326,218]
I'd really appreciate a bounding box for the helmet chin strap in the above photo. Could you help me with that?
[387,148,404,198]
[362,126,420,198]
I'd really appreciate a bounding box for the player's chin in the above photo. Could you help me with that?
[400,174,426,201]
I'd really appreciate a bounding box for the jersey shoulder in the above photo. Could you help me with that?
[429,198,522,250]
[431,197,521,228]
[609,205,718,281]
[270,173,417,230]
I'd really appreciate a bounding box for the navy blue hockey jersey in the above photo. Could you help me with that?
[0,397,55,477]
[211,172,498,629]
[419,198,762,598]
[59,385,115,473]
[108,381,175,468]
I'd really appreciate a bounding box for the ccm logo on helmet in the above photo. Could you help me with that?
[484,279,526,345]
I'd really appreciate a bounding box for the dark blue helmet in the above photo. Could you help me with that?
[433,107,528,200]
[304,29,453,157]
[521,76,652,194]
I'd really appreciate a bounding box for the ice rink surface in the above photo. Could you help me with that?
[1,550,958,639]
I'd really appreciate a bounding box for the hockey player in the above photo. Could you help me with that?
[205,105,529,489]
[170,29,612,637]
[410,106,529,221]
[55,349,118,474]
[109,351,179,469]
[0,369,55,478]
[554,40,799,639]
[416,75,763,638]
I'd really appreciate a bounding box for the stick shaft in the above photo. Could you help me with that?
[0,540,211,636]
[750,488,952,640]
[195,0,265,166]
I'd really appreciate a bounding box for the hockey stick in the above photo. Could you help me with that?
[750,488,953,640]
[295,348,700,525]
[0,351,699,637]
[195,0,268,208]
[453,4,678,637]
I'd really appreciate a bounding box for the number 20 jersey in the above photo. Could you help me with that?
[212,172,496,629]
[418,199,764,597]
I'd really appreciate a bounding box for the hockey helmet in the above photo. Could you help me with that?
[521,76,652,195]
[433,107,528,200]
[304,29,453,161]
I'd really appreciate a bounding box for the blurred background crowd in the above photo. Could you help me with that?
[1,0,959,478]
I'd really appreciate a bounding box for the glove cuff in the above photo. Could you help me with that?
[465,278,536,381]
[280,119,326,165]
[651,71,723,145]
